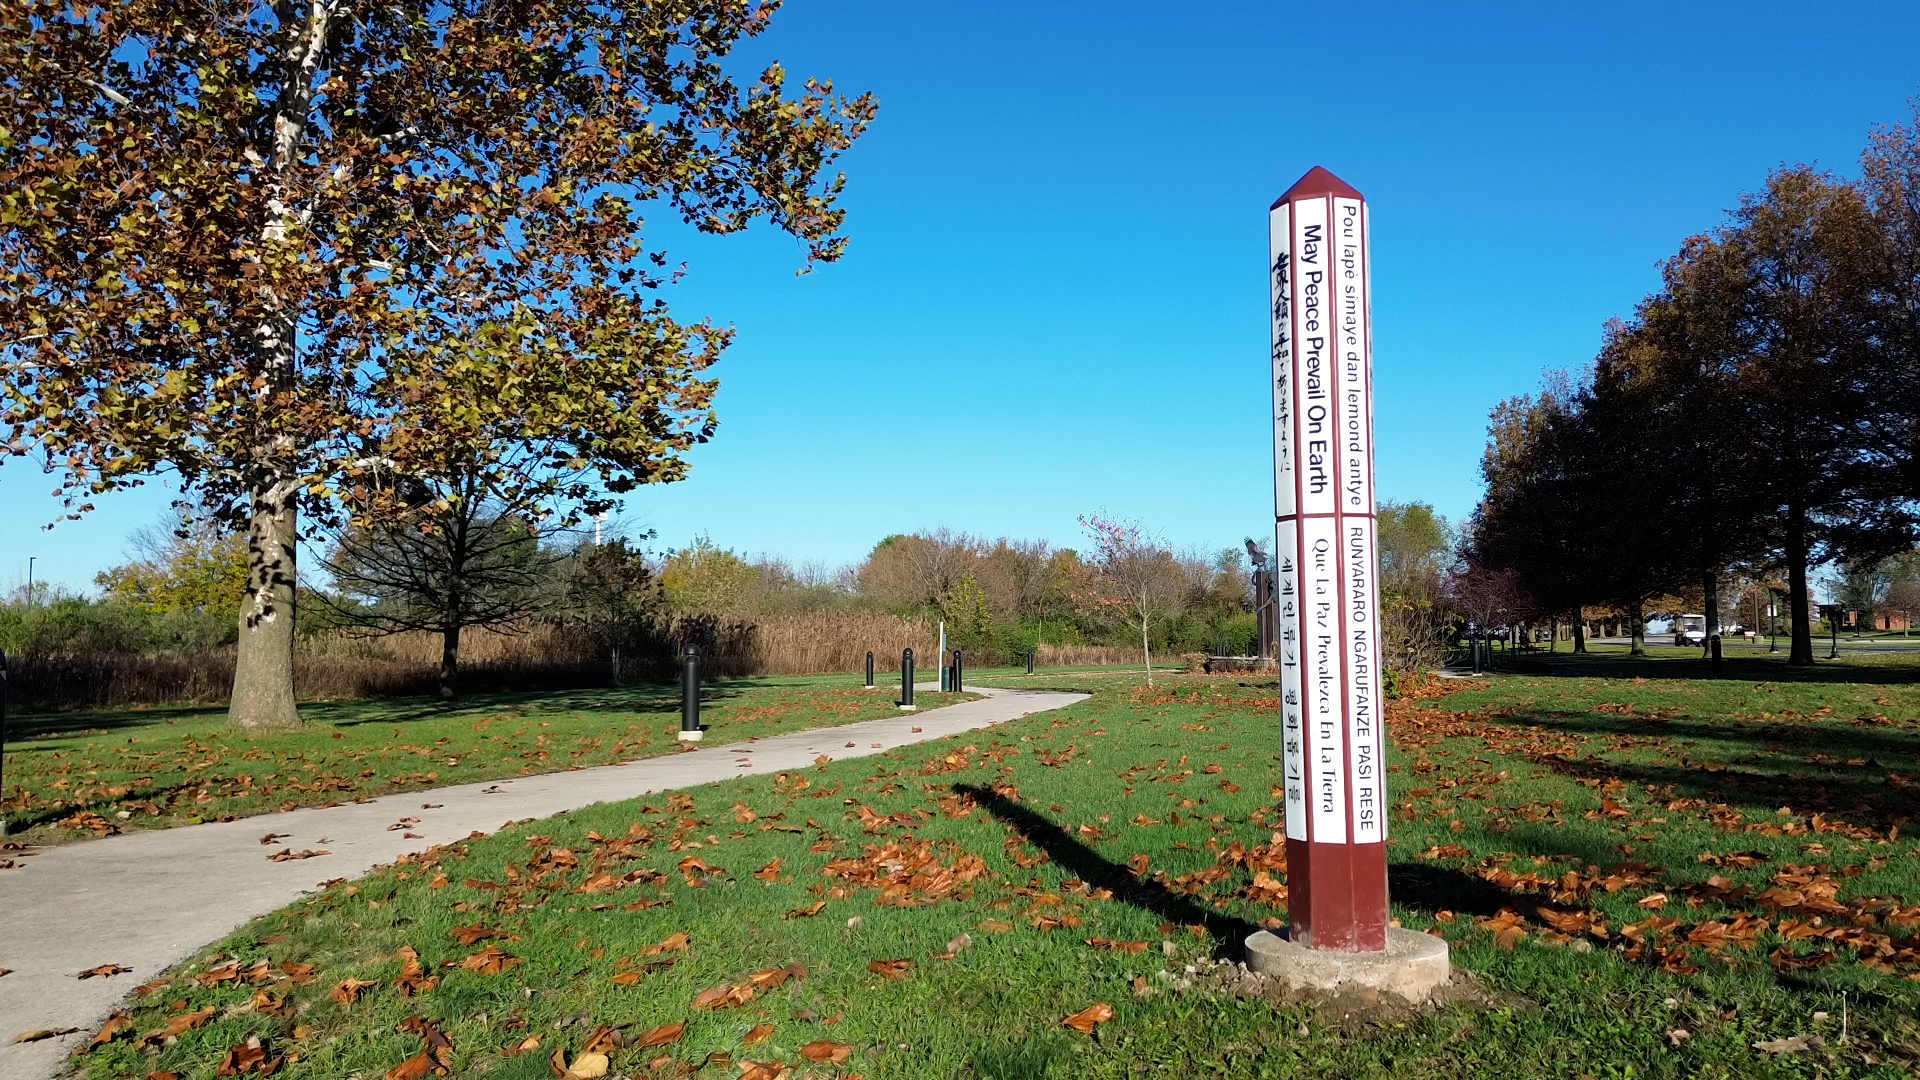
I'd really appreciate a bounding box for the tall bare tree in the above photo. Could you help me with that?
[1076,512,1187,687]
[322,480,557,699]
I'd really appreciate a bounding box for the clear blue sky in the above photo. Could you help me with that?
[7,0,1920,594]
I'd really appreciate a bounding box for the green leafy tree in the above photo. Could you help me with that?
[940,572,995,654]
[659,536,758,616]
[1374,500,1453,675]
[95,504,250,618]
[0,0,875,726]
[557,535,661,684]
[1676,169,1903,663]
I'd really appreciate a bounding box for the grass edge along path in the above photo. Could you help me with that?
[0,686,1083,1080]
[1,676,977,848]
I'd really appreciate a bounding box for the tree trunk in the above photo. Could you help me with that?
[228,1,337,729]
[230,489,300,728]
[1141,617,1153,688]
[1572,611,1587,654]
[1629,602,1647,657]
[1548,617,1558,653]
[1703,571,1720,659]
[1787,502,1814,665]
[439,620,461,700]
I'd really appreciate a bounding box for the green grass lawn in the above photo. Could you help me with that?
[0,676,971,847]
[67,660,1920,1079]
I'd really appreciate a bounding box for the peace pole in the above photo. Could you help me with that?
[1247,166,1449,996]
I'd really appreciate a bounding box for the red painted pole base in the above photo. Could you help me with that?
[1286,838,1389,951]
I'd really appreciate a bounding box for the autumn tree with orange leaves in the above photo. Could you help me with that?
[0,0,875,726]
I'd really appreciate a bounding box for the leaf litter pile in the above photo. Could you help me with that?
[0,681,972,847]
[71,669,1920,1078]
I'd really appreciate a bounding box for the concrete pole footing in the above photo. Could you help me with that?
[1244,928,1451,1003]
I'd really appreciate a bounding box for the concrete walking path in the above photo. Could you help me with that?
[0,684,1085,1080]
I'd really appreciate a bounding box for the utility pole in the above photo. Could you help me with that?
[24,556,34,610]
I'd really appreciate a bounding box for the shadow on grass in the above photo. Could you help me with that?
[1386,862,1525,919]
[1500,710,1920,768]
[1540,753,1916,834]
[5,680,752,738]
[1481,710,1920,832]
[958,783,1263,961]
[1481,650,1920,685]
[305,682,731,727]
[0,777,214,835]
[3,702,218,741]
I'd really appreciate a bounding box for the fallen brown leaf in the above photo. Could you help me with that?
[783,901,827,920]
[87,1012,133,1051]
[641,932,690,956]
[692,983,756,1010]
[635,1022,684,1049]
[215,1034,282,1076]
[12,1028,80,1043]
[196,961,242,986]
[799,1040,852,1064]
[76,963,131,979]
[332,978,378,1007]
[141,1006,217,1045]
[394,946,439,997]
[450,924,504,946]
[868,958,913,980]
[745,963,807,992]
[453,945,522,976]
[562,1050,610,1078]
[385,1052,438,1080]
[399,1015,455,1068]
[744,1024,775,1045]
[1061,1003,1115,1034]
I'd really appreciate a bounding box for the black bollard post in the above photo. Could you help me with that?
[679,644,702,743]
[0,648,8,836]
[1026,649,1035,675]
[900,648,916,710]
[1709,634,1723,678]
[865,650,875,688]
[1469,631,1481,675]
[953,649,963,693]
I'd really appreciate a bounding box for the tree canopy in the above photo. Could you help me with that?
[1,0,876,724]
[1471,114,1920,662]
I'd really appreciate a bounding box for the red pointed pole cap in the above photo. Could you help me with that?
[1272,166,1364,209]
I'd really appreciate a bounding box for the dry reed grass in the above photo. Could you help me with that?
[10,615,1146,713]
[1033,644,1145,668]
[13,613,1088,712]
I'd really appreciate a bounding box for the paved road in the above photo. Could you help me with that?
[0,684,1086,1080]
